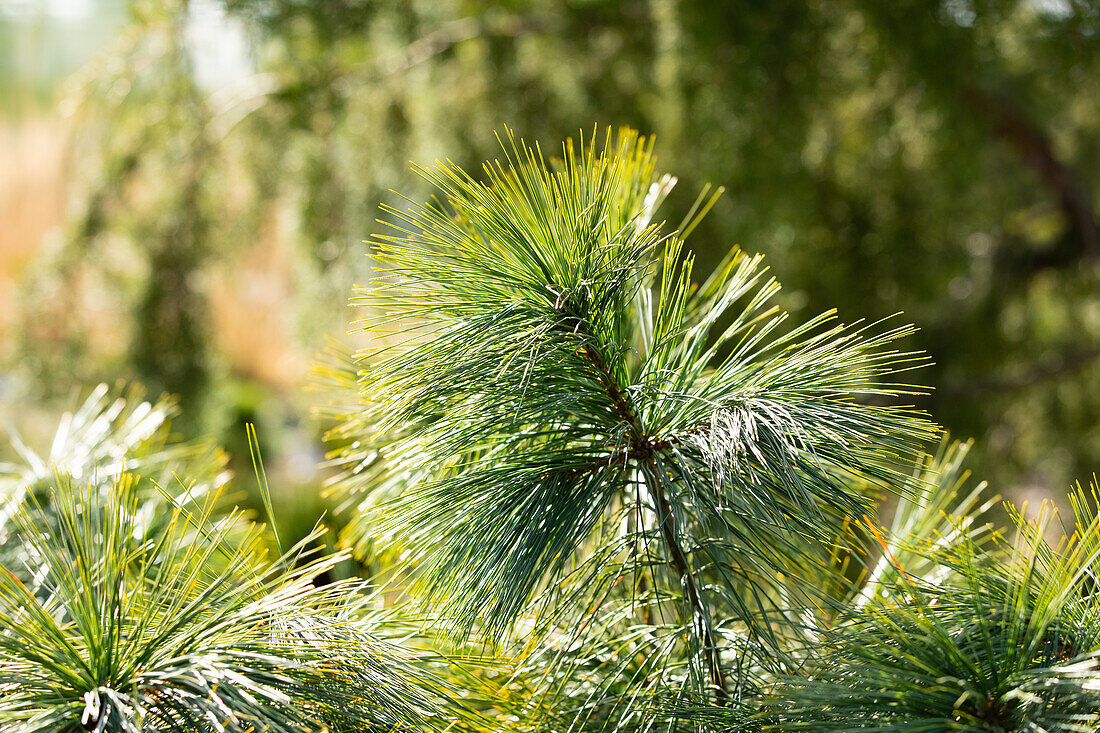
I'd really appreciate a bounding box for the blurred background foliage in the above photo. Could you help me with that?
[1,0,1098,546]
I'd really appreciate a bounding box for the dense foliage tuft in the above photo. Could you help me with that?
[329,129,941,728]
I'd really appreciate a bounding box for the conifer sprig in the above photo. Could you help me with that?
[336,128,939,716]
[0,473,450,733]
[757,483,1100,732]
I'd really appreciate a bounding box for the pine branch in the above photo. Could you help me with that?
[0,472,456,733]
[751,481,1100,732]
[333,127,938,727]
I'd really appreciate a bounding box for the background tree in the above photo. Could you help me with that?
[2,0,1098,540]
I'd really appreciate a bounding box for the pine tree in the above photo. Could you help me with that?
[5,129,1100,732]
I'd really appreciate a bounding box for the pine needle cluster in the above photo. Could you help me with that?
[0,389,457,732]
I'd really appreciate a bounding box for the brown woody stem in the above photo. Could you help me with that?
[567,314,729,703]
